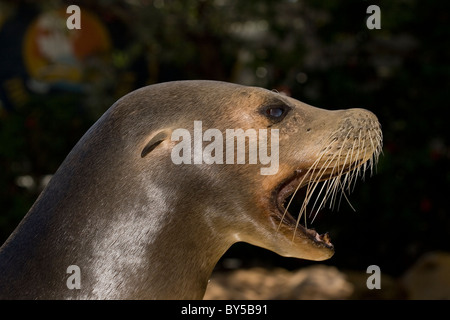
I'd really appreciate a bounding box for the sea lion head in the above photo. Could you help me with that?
[0,80,383,299]
[136,80,383,262]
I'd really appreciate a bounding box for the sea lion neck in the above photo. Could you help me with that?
[0,191,231,299]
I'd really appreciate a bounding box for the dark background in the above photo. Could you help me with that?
[0,0,448,284]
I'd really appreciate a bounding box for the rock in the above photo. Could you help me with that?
[401,251,450,299]
[273,265,354,300]
[344,270,405,299]
[204,265,354,300]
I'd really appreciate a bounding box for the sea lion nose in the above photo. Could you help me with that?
[333,108,382,144]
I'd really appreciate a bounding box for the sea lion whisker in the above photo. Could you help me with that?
[290,149,331,240]
[310,176,334,217]
[278,152,325,233]
[314,133,373,220]
[294,126,360,232]
[368,131,380,176]
[279,112,382,246]
[362,161,368,182]
[332,162,353,211]
[303,140,353,227]
[307,153,341,221]
[303,180,324,222]
[337,130,355,176]
[360,138,371,182]
[330,173,345,211]
[350,133,364,192]
[338,179,356,212]
[295,170,318,231]
[346,137,360,193]
[310,178,336,223]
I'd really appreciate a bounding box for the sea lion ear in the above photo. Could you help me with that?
[141,130,170,158]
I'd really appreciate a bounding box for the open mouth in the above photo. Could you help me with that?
[273,170,335,248]
[268,113,383,255]
[272,160,366,250]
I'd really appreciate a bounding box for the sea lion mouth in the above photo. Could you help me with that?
[273,169,335,249]
[270,112,383,253]
[272,156,377,250]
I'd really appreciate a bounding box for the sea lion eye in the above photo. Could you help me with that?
[261,104,290,123]
[267,107,284,117]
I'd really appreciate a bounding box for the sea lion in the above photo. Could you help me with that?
[0,80,382,299]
